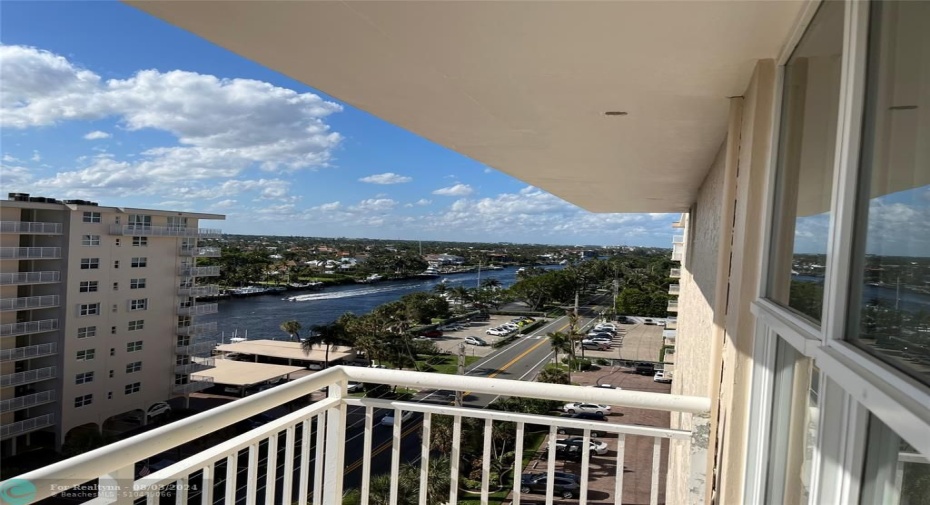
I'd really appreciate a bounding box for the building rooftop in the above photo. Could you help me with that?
[213,339,356,363]
[198,358,306,387]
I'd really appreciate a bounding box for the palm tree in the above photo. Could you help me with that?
[481,278,501,289]
[548,331,574,382]
[280,320,302,342]
[302,320,349,368]
[432,282,448,296]
[537,366,570,385]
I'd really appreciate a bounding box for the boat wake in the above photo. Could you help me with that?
[285,284,415,302]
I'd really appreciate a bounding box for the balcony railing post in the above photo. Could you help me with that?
[322,379,347,503]
[98,463,135,505]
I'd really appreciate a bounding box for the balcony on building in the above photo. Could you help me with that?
[665,318,677,330]
[177,302,219,317]
[0,318,59,337]
[180,246,222,258]
[177,322,218,337]
[0,247,61,260]
[11,367,709,505]
[109,224,222,238]
[174,358,215,375]
[668,283,680,295]
[0,413,56,440]
[669,268,681,279]
[0,342,58,362]
[667,300,679,313]
[0,271,61,286]
[176,339,218,357]
[178,284,220,298]
[172,375,214,395]
[0,221,63,235]
[672,234,684,245]
[671,219,685,229]
[178,265,221,278]
[671,243,684,262]
[0,366,57,387]
[0,294,60,312]
[0,390,56,413]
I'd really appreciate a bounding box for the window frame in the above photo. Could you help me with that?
[132,236,148,247]
[77,326,96,339]
[76,349,95,361]
[74,394,93,408]
[78,281,99,293]
[80,258,100,270]
[129,298,148,311]
[126,341,143,353]
[78,303,100,317]
[126,361,142,374]
[82,212,101,223]
[128,320,144,331]
[124,382,142,395]
[81,234,100,246]
[131,257,147,268]
[75,371,94,385]
[130,278,146,290]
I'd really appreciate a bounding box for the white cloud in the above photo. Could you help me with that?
[0,161,33,188]
[83,130,111,140]
[352,198,397,212]
[1,44,343,200]
[358,172,412,185]
[317,202,343,212]
[415,199,432,206]
[2,154,20,163]
[433,183,474,196]
[31,150,41,162]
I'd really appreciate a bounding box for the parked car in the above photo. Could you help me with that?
[585,336,612,343]
[595,323,617,331]
[464,336,488,346]
[558,437,610,455]
[347,381,364,392]
[581,342,610,351]
[380,411,415,426]
[563,402,611,415]
[486,328,507,336]
[654,371,673,383]
[560,411,608,421]
[127,402,172,423]
[643,318,657,325]
[543,444,593,462]
[520,473,579,499]
[635,362,656,375]
[590,383,617,389]
[419,329,443,338]
[557,425,604,437]
[471,313,490,321]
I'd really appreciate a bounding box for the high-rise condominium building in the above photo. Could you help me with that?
[0,194,224,456]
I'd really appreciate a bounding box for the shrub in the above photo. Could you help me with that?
[596,358,612,366]
[561,357,593,371]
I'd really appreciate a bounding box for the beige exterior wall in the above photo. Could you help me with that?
[665,59,778,505]
[1,197,223,451]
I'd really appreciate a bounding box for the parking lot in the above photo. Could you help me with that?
[578,319,665,364]
[516,367,673,504]
[426,314,546,357]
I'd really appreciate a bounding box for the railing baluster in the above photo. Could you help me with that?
[419,412,431,505]
[314,415,326,505]
[265,431,278,505]
[513,422,524,505]
[175,477,188,505]
[449,415,462,504]
[615,434,626,503]
[298,419,311,505]
[282,426,295,504]
[361,406,373,505]
[201,464,213,505]
[389,407,402,505]
[146,488,159,505]
[580,428,591,504]
[245,444,258,505]
[224,453,238,505]
[650,437,662,505]
[546,425,557,505]
[323,385,347,502]
[481,418,492,504]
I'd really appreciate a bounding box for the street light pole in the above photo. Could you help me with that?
[455,343,466,407]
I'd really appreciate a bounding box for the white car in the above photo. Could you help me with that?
[563,402,612,415]
[585,336,612,344]
[127,402,171,423]
[594,324,616,332]
[486,328,507,336]
[558,437,610,455]
[346,382,364,392]
[581,341,610,350]
[380,411,414,426]
[465,336,488,346]
[654,371,673,383]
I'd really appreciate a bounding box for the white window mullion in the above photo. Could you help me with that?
[743,323,779,504]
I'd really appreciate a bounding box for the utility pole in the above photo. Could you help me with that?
[612,279,619,321]
[455,343,466,407]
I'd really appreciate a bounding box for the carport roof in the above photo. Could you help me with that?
[213,339,356,363]
[199,359,306,387]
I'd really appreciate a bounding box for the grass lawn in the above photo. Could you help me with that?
[418,354,481,374]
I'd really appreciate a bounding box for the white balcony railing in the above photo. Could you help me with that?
[667,300,679,312]
[178,284,220,298]
[177,322,218,337]
[0,294,60,312]
[665,318,678,330]
[172,375,215,395]
[110,225,223,238]
[176,339,217,357]
[179,265,221,277]
[0,221,63,234]
[177,303,219,317]
[670,268,681,279]
[672,234,684,245]
[0,270,60,285]
[669,284,680,295]
[180,246,221,258]
[671,251,683,262]
[0,342,58,362]
[0,318,59,337]
[0,390,56,413]
[0,366,57,387]
[174,359,215,375]
[3,367,710,505]
[0,247,61,259]
[0,413,55,439]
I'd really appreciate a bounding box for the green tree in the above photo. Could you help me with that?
[548,331,574,382]
[279,320,302,342]
[537,365,570,385]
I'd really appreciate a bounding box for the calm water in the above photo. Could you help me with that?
[201,266,557,341]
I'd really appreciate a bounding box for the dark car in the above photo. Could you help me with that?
[520,473,580,499]
[557,425,604,437]
[560,412,607,421]
[419,329,443,338]
[543,444,592,462]
[635,362,656,375]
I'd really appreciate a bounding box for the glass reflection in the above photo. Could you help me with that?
[768,0,844,323]
[849,1,930,386]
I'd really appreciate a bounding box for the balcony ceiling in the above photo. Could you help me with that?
[126,1,805,213]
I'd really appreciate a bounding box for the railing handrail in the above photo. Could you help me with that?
[0,221,62,234]
[0,390,56,413]
[0,246,62,258]
[0,318,59,336]
[0,413,55,438]
[111,224,222,237]
[0,271,60,285]
[0,294,60,312]
[0,342,58,362]
[0,366,57,387]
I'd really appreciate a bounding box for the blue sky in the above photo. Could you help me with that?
[0,1,680,246]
